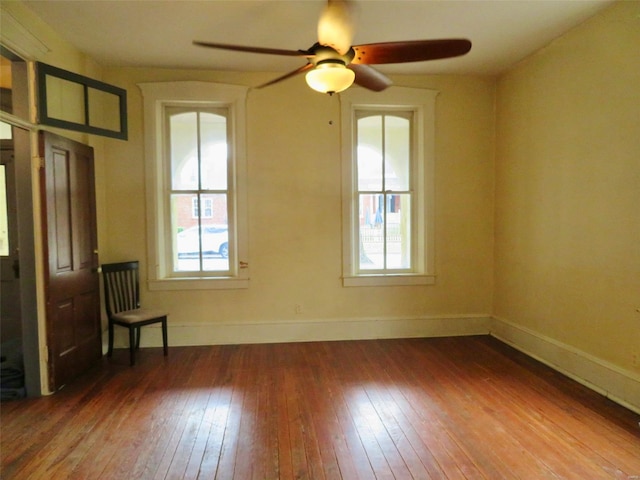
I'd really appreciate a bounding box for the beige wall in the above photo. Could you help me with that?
[99,68,495,336]
[494,0,640,373]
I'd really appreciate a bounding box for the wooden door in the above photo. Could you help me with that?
[40,131,101,391]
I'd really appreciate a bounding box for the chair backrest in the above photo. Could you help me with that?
[101,261,141,316]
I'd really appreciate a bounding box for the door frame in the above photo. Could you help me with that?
[0,118,45,396]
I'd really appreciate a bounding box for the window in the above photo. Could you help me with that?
[0,46,29,121]
[167,108,231,273]
[356,112,413,272]
[341,87,437,287]
[140,82,249,290]
[191,197,214,219]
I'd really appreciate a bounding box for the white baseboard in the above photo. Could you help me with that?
[108,314,491,349]
[491,316,640,414]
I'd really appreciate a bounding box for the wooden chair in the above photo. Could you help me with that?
[101,261,168,365]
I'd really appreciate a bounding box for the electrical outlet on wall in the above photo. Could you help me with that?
[295,304,303,314]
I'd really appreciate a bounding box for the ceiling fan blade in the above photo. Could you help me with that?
[257,63,314,89]
[351,39,472,65]
[348,64,392,92]
[194,41,312,58]
[317,0,354,55]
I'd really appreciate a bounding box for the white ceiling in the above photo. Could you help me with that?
[23,0,614,76]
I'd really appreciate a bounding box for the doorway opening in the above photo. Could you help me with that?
[1,46,43,398]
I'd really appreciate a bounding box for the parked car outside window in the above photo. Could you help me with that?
[177,225,229,258]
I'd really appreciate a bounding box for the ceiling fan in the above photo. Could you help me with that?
[194,0,471,95]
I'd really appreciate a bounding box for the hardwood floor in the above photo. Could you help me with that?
[1,336,639,479]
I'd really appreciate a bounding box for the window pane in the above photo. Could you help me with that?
[170,112,198,190]
[385,116,410,191]
[200,113,227,191]
[357,116,382,191]
[358,194,384,270]
[0,165,8,256]
[386,194,411,269]
[358,193,412,271]
[172,193,229,272]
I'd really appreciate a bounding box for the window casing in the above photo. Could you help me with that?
[140,82,249,290]
[341,87,437,287]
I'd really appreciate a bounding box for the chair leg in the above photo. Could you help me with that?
[108,322,114,357]
[135,327,141,350]
[162,318,168,356]
[129,328,136,366]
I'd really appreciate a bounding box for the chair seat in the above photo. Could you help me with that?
[112,308,167,324]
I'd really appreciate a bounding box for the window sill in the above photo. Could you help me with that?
[148,277,249,291]
[342,274,436,287]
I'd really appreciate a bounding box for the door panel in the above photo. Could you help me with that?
[40,131,101,391]
[53,300,75,355]
[50,148,72,271]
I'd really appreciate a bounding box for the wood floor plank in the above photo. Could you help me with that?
[95,357,190,479]
[179,347,229,479]
[294,360,331,479]
[453,337,639,478]
[424,338,602,479]
[211,346,249,480]
[376,339,498,479]
[343,343,418,479]
[353,341,457,479]
[2,336,639,479]
[300,346,354,480]
[161,346,224,479]
[307,343,372,480]
[330,343,398,479]
[251,345,280,480]
[12,368,145,479]
[194,380,234,478]
[388,343,484,479]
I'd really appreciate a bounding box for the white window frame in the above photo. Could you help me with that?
[340,86,437,287]
[139,81,249,290]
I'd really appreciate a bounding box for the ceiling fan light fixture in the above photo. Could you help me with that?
[305,60,355,94]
